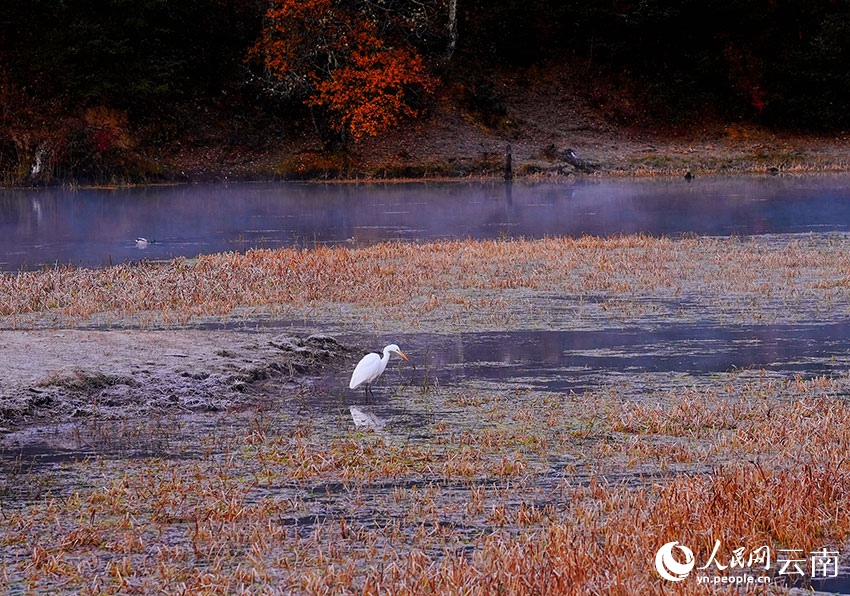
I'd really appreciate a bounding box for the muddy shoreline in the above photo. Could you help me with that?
[0,329,352,431]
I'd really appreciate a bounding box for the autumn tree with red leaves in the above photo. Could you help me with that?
[249,0,438,143]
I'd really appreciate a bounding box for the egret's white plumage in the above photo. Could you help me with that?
[349,344,408,396]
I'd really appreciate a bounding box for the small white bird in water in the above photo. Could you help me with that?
[349,344,408,397]
[135,237,150,248]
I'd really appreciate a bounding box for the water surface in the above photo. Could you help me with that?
[4,175,850,270]
[341,321,850,396]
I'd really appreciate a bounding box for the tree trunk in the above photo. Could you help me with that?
[445,0,457,61]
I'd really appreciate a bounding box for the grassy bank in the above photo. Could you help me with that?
[2,234,850,330]
[3,234,850,594]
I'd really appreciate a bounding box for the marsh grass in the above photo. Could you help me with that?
[37,369,136,392]
[3,234,850,593]
[2,369,849,594]
[3,234,850,331]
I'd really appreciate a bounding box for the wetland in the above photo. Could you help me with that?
[3,178,850,594]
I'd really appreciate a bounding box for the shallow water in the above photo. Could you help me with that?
[5,175,850,270]
[9,318,850,470]
[338,320,850,397]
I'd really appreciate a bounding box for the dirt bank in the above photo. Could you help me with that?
[169,68,850,181]
[0,330,351,431]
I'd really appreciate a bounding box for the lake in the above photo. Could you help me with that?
[3,174,850,271]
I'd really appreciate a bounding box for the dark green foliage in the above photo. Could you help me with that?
[463,0,850,128]
[4,0,849,128]
[0,0,266,183]
[764,11,850,129]
[0,0,264,114]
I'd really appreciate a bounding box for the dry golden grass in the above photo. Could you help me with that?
[2,370,849,594]
[2,234,849,331]
[3,234,850,594]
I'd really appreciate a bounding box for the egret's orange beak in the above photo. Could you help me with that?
[397,350,409,361]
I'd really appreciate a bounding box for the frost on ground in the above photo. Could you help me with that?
[0,330,350,429]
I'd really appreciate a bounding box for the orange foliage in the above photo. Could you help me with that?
[250,0,437,141]
[312,44,436,140]
[250,0,333,79]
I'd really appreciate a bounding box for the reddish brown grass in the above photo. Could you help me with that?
[2,235,849,332]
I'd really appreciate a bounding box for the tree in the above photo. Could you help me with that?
[248,0,438,143]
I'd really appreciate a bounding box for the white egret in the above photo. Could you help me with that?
[349,344,408,397]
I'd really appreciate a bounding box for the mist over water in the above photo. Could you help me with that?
[4,175,850,271]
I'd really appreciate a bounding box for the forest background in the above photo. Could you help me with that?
[2,0,850,185]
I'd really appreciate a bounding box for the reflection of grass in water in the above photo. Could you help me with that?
[3,371,850,594]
